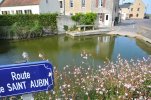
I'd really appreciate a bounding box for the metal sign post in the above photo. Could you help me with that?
[22,52,34,100]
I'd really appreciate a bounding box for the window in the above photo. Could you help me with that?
[81,0,85,7]
[136,14,139,17]
[96,0,102,7]
[129,14,133,18]
[2,11,10,15]
[137,8,140,11]
[70,0,73,7]
[131,8,133,11]
[99,0,103,7]
[60,1,63,8]
[24,10,32,14]
[106,15,108,20]
[11,10,14,14]
[16,10,22,14]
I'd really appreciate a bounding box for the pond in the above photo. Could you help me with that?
[0,35,150,68]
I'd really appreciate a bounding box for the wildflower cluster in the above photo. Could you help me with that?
[35,52,151,100]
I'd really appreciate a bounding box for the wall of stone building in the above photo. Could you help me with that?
[113,0,119,19]
[39,0,60,14]
[57,15,76,34]
[129,0,145,19]
[64,0,92,15]
[120,8,130,20]
[104,0,113,26]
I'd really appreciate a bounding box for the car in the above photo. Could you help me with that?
[144,15,150,19]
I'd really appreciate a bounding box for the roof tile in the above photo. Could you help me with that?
[0,0,40,7]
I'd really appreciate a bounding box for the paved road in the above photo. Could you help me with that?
[113,19,151,39]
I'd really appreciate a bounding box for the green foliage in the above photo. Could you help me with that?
[34,92,49,100]
[71,13,84,23]
[30,21,43,35]
[71,13,97,25]
[0,14,58,39]
[63,25,68,31]
[0,14,58,26]
[10,21,43,39]
[69,25,78,31]
[143,80,151,97]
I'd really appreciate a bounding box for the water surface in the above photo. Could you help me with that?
[0,35,150,68]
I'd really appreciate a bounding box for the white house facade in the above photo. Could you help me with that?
[0,5,39,14]
[0,0,60,15]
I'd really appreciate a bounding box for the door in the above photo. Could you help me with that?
[98,13,103,27]
[104,14,109,26]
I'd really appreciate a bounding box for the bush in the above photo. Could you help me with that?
[63,25,68,31]
[10,21,43,39]
[71,13,97,25]
[71,13,84,24]
[0,14,58,39]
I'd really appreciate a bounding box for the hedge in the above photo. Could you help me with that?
[0,14,58,26]
[0,14,58,39]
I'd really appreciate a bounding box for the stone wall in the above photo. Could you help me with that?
[57,15,76,34]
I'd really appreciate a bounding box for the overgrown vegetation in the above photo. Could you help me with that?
[71,13,97,25]
[0,14,58,39]
[36,54,151,100]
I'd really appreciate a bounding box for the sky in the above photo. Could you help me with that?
[120,0,151,14]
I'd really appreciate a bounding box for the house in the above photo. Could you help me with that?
[0,0,60,15]
[119,3,132,20]
[58,0,119,27]
[119,0,145,20]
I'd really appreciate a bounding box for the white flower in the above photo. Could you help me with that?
[53,91,55,94]
[22,52,28,59]
[147,85,151,88]
[125,93,128,96]
[85,92,88,95]
[124,83,132,89]
[83,56,88,59]
[38,53,43,58]
[99,91,103,95]
[98,65,101,69]
[68,85,70,88]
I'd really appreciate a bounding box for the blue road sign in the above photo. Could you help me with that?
[0,61,54,97]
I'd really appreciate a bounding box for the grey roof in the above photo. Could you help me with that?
[119,3,132,8]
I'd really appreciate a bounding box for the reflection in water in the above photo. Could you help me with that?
[0,40,11,53]
[59,35,115,61]
[136,39,151,55]
[95,35,115,60]
[0,35,150,68]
